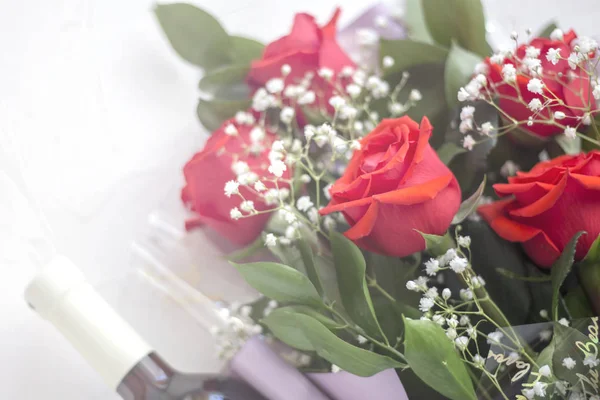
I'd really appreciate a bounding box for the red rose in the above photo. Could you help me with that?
[484,30,595,138]
[478,151,600,268]
[182,115,290,245]
[320,117,462,257]
[246,8,354,90]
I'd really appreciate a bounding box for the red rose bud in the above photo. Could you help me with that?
[483,29,596,140]
[320,117,462,257]
[478,151,600,268]
[181,114,291,245]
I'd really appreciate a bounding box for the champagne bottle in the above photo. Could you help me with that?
[25,256,266,400]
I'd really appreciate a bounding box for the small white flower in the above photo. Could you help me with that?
[442,288,451,300]
[271,140,285,153]
[280,107,295,124]
[500,160,519,177]
[479,121,494,136]
[449,257,468,274]
[533,381,547,397]
[527,78,544,94]
[510,30,518,40]
[446,328,457,340]
[455,336,469,350]
[474,62,489,75]
[297,91,316,105]
[539,329,552,341]
[329,96,346,110]
[340,66,355,77]
[473,354,484,367]
[522,388,535,400]
[446,317,458,329]
[371,81,390,98]
[525,46,541,58]
[318,68,334,80]
[502,64,517,82]
[432,314,445,326]
[460,288,473,301]
[419,297,435,312]
[389,102,406,115]
[240,200,255,213]
[439,249,457,267]
[459,316,470,326]
[409,89,422,102]
[357,335,368,344]
[528,98,543,111]
[460,106,475,121]
[268,159,287,177]
[558,318,570,327]
[350,140,361,151]
[406,280,418,291]
[539,309,549,319]
[459,119,473,134]
[331,364,341,373]
[300,174,311,184]
[346,84,362,99]
[382,56,395,68]
[339,105,358,120]
[564,126,577,139]
[457,87,470,102]
[550,28,564,41]
[490,52,505,64]
[562,357,576,369]
[304,125,316,140]
[425,287,439,299]
[425,259,440,276]
[487,331,504,345]
[546,48,561,65]
[352,69,367,86]
[281,64,291,76]
[462,134,476,151]
[224,180,240,197]
[264,233,277,247]
[539,364,551,377]
[457,236,471,248]
[568,52,580,70]
[577,36,599,54]
[266,78,284,94]
[466,326,477,338]
[254,181,267,192]
[296,196,314,212]
[235,111,255,125]
[583,113,592,125]
[415,276,429,289]
[307,208,319,223]
[285,226,297,240]
[554,111,567,120]
[230,207,242,220]
[584,354,599,367]
[593,85,600,100]
[224,123,238,136]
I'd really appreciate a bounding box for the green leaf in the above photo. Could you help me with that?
[404,0,435,43]
[154,3,231,69]
[551,231,586,320]
[230,35,264,65]
[404,318,476,400]
[437,142,467,165]
[551,322,591,386]
[564,286,595,318]
[197,64,252,131]
[232,262,324,309]
[452,175,486,224]
[330,232,385,340]
[262,308,314,351]
[582,233,600,265]
[537,21,558,38]
[380,40,448,74]
[444,42,482,109]
[555,134,582,155]
[197,98,250,131]
[421,0,490,57]
[226,235,265,262]
[279,305,345,330]
[415,231,453,257]
[264,309,404,376]
[297,237,324,297]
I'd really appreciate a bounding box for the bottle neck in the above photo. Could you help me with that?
[26,257,153,391]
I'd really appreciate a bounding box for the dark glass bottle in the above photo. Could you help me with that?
[25,256,265,400]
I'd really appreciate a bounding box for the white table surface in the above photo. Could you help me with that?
[0,0,596,398]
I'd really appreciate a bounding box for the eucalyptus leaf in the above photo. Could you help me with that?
[551,232,586,320]
[379,40,447,74]
[232,262,324,309]
[297,237,324,297]
[264,310,404,376]
[421,0,490,57]
[444,42,481,109]
[154,3,231,69]
[452,175,486,225]
[404,0,435,43]
[436,142,467,165]
[404,318,476,400]
[230,35,264,65]
[330,232,385,340]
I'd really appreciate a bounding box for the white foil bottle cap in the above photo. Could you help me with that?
[25,256,153,389]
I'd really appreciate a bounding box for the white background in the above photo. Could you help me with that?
[0,0,597,398]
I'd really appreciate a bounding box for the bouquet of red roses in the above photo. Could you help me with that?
[156,1,600,398]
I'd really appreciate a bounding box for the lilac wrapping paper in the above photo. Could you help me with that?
[229,336,408,400]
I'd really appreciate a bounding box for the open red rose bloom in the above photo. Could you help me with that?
[484,30,596,138]
[320,117,461,257]
[479,150,600,268]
